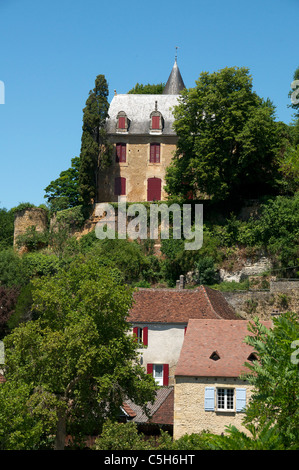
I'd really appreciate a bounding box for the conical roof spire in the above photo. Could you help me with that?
[163,54,185,95]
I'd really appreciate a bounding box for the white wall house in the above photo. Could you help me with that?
[127,286,240,386]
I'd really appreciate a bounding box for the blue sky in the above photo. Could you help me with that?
[0,0,298,210]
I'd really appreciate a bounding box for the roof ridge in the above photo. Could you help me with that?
[200,285,222,319]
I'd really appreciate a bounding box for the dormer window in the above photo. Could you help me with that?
[210,351,220,361]
[150,109,163,133]
[117,111,129,132]
[247,353,258,362]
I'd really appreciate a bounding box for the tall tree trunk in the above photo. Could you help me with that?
[54,412,66,450]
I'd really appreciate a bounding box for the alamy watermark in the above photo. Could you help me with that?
[291,80,299,105]
[0,81,5,104]
[95,198,203,251]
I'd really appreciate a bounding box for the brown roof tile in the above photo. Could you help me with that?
[125,387,174,424]
[175,319,273,377]
[127,286,239,324]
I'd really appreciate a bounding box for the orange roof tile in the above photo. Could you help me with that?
[175,319,273,377]
[127,286,239,323]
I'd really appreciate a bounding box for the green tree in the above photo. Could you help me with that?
[1,258,157,450]
[128,83,165,94]
[44,157,82,211]
[165,67,282,202]
[0,208,14,248]
[79,75,112,207]
[242,313,299,449]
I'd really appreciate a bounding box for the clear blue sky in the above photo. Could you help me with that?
[0,0,298,210]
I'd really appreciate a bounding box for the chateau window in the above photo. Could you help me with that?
[114,177,126,196]
[150,109,163,132]
[116,111,129,132]
[147,363,169,386]
[150,143,160,163]
[116,143,126,163]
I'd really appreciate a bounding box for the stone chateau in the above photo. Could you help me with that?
[97,58,185,203]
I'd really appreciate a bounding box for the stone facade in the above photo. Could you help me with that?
[97,135,177,203]
[13,207,48,249]
[173,376,252,439]
[97,60,185,204]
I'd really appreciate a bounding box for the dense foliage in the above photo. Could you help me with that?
[78,74,112,206]
[165,66,291,202]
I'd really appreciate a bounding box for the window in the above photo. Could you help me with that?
[147,363,169,386]
[116,143,126,163]
[150,143,160,163]
[114,177,126,196]
[147,177,161,201]
[217,388,234,411]
[116,111,129,132]
[133,326,148,346]
[150,109,163,132]
[204,387,247,412]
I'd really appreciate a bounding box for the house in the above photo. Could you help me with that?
[121,386,174,436]
[173,318,273,439]
[97,58,185,203]
[127,285,240,387]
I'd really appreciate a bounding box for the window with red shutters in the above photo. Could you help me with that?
[114,177,126,196]
[147,177,161,201]
[147,364,169,386]
[150,143,160,163]
[118,116,126,129]
[116,143,126,163]
[152,115,160,130]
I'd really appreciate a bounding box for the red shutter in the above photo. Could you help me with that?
[184,326,187,335]
[143,327,148,346]
[152,115,160,129]
[147,363,153,375]
[133,327,138,341]
[150,144,155,163]
[116,144,121,162]
[116,143,126,163]
[150,143,160,163]
[114,177,126,196]
[118,116,126,129]
[163,364,169,386]
[121,144,126,162]
[121,177,126,195]
[147,178,161,201]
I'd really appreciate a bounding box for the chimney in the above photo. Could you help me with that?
[176,275,185,289]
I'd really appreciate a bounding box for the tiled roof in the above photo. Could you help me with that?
[127,286,239,324]
[124,387,174,425]
[175,319,273,377]
[0,374,5,383]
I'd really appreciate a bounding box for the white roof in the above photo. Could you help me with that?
[106,94,180,135]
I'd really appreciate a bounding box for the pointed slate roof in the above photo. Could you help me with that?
[163,59,186,95]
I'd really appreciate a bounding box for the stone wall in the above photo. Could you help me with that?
[13,208,48,249]
[223,285,299,320]
[173,376,252,439]
[97,136,177,203]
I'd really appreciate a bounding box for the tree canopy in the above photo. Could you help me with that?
[128,82,165,94]
[44,157,82,211]
[165,66,284,202]
[78,74,112,207]
[1,257,157,449]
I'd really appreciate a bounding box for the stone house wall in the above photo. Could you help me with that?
[97,136,177,203]
[173,376,252,439]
